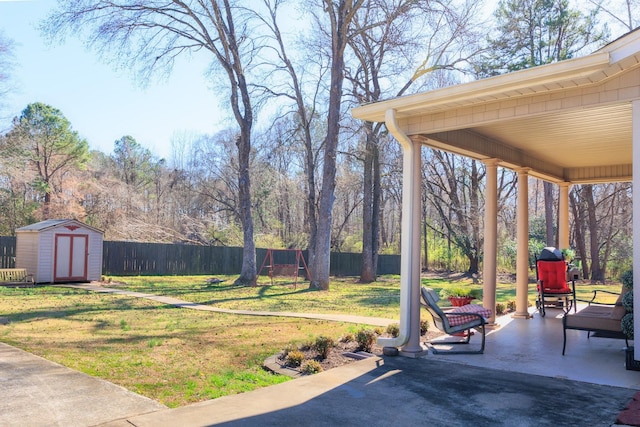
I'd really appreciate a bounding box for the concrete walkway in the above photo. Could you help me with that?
[0,342,165,427]
[62,283,397,327]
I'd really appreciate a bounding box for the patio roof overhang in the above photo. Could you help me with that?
[352,29,640,184]
[351,29,640,356]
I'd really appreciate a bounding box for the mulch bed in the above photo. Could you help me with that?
[276,330,445,374]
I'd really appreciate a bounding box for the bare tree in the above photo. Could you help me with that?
[570,183,632,282]
[423,150,484,274]
[0,31,14,116]
[254,119,308,248]
[306,0,365,289]
[43,0,262,284]
[255,0,328,271]
[587,0,640,35]
[346,0,482,282]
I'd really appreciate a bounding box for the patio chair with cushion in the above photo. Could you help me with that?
[420,287,489,354]
[562,287,628,355]
[535,248,576,317]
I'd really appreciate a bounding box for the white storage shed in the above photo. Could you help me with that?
[16,219,104,283]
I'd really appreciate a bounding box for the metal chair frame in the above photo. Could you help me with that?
[420,287,486,354]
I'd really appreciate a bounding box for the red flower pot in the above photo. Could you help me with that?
[448,296,475,307]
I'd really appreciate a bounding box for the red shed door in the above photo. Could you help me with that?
[54,234,88,282]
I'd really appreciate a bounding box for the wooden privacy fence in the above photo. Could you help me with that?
[102,241,247,276]
[0,236,16,268]
[0,237,400,277]
[103,241,400,277]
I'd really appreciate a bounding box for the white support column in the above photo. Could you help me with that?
[483,159,499,324]
[633,100,640,356]
[514,168,532,319]
[401,137,423,354]
[558,183,571,250]
[376,109,424,355]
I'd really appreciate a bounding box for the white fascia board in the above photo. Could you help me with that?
[352,52,611,123]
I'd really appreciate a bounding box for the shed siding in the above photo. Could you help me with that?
[38,231,55,283]
[15,233,39,279]
[87,230,103,281]
[15,220,104,283]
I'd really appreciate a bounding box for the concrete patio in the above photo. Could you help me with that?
[99,304,640,426]
[431,303,640,390]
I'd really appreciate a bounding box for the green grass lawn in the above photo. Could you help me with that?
[104,273,622,312]
[105,274,405,318]
[0,273,624,407]
[0,285,367,407]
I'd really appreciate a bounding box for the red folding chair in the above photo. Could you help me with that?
[536,258,576,317]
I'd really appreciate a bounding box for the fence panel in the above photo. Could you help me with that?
[0,236,16,268]
[102,241,247,276]
[377,254,400,275]
[1,237,400,277]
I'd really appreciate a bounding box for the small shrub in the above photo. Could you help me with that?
[622,270,634,290]
[495,303,506,315]
[356,329,376,352]
[374,327,384,336]
[440,287,472,298]
[286,350,305,367]
[561,248,576,262]
[301,360,323,375]
[120,319,130,331]
[314,336,335,360]
[386,323,400,338]
[340,333,355,343]
[420,319,429,335]
[620,270,633,340]
[507,300,516,312]
[282,343,297,358]
[622,313,634,338]
[623,291,634,312]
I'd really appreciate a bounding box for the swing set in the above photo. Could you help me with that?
[258,249,311,289]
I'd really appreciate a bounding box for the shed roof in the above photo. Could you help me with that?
[16,219,104,235]
[351,28,640,184]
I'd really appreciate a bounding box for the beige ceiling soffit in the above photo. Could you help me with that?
[351,52,610,122]
[564,164,632,184]
[417,130,565,178]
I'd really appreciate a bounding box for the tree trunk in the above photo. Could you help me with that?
[584,185,603,282]
[570,187,589,280]
[229,26,256,286]
[309,0,359,290]
[304,135,318,275]
[469,160,481,275]
[543,181,554,246]
[43,190,51,219]
[468,256,479,276]
[371,140,381,276]
[235,128,257,286]
[360,122,376,283]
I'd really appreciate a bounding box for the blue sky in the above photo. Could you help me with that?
[1,1,628,161]
[0,0,227,159]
